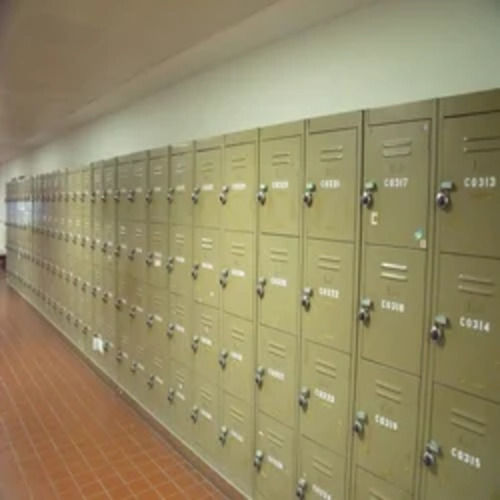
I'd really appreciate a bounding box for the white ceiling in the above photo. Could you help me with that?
[0,0,374,165]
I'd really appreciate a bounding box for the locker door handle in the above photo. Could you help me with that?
[129,306,137,318]
[146,314,155,327]
[130,361,138,373]
[219,185,229,204]
[191,336,200,352]
[114,245,122,257]
[253,450,264,470]
[422,440,440,467]
[436,181,454,210]
[166,257,174,272]
[145,189,153,203]
[218,426,229,445]
[167,387,176,403]
[127,189,136,202]
[218,349,229,369]
[353,411,368,435]
[361,181,377,208]
[116,351,123,363]
[256,277,267,298]
[256,184,268,205]
[103,341,109,353]
[191,186,201,203]
[101,192,107,202]
[296,478,308,499]
[358,298,373,324]
[190,406,199,423]
[128,249,136,260]
[113,190,121,202]
[298,387,310,410]
[191,264,199,280]
[301,288,313,310]
[429,314,448,343]
[145,253,154,266]
[219,268,229,288]
[166,323,175,337]
[255,366,266,387]
[147,375,155,388]
[167,188,175,203]
[303,182,316,207]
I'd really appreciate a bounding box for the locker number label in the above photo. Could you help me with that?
[451,447,481,469]
[459,316,491,333]
[381,299,405,313]
[383,177,409,188]
[375,413,399,431]
[320,179,341,189]
[319,287,340,299]
[464,176,497,189]
[312,484,332,500]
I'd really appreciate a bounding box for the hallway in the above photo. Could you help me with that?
[0,275,224,500]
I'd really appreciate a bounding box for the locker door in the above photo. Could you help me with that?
[192,304,219,384]
[360,245,426,375]
[354,468,412,500]
[438,111,500,258]
[258,235,299,335]
[168,224,192,297]
[222,133,257,232]
[169,147,193,226]
[146,223,168,288]
[117,158,131,222]
[166,360,192,440]
[127,222,146,282]
[148,149,169,224]
[192,228,219,308]
[168,293,191,365]
[363,120,431,249]
[129,155,148,222]
[302,240,355,353]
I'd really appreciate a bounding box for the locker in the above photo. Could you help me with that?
[116,223,129,277]
[256,326,297,426]
[147,147,169,225]
[302,239,355,353]
[305,113,360,241]
[297,437,346,500]
[259,122,304,236]
[166,359,193,440]
[354,360,420,493]
[192,227,219,308]
[220,314,254,402]
[438,91,500,258]
[126,221,147,281]
[140,351,168,419]
[102,160,116,225]
[422,384,500,500]
[191,379,220,463]
[169,144,193,226]
[363,102,434,249]
[432,254,500,402]
[146,223,168,288]
[359,245,426,375]
[255,412,296,500]
[194,138,222,228]
[167,293,191,364]
[219,393,253,494]
[222,130,258,232]
[128,152,148,222]
[258,234,299,335]
[221,231,254,321]
[168,224,192,297]
[117,155,132,221]
[191,303,219,384]
[299,341,350,456]
[144,285,168,366]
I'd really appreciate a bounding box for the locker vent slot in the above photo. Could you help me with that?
[318,254,341,272]
[270,247,289,263]
[231,242,245,257]
[315,358,337,379]
[450,408,486,436]
[320,145,344,162]
[175,233,185,245]
[312,456,334,477]
[229,405,245,423]
[463,134,500,154]
[368,488,389,500]
[380,262,408,282]
[458,273,494,296]
[268,341,286,359]
[268,429,285,447]
[200,313,214,331]
[271,152,291,167]
[375,379,403,404]
[382,137,412,158]
[230,155,248,168]
[230,326,245,342]
[201,237,214,250]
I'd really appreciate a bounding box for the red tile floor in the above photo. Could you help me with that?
[0,275,226,500]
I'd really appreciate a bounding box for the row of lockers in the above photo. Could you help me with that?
[6,88,500,500]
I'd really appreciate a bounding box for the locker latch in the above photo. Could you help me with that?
[103,341,109,353]
[255,366,266,387]
[114,298,125,310]
[130,361,138,373]
[145,253,154,266]
[422,440,440,467]
[167,188,175,203]
[114,245,122,257]
[101,241,109,253]
[74,318,80,328]
[101,191,107,202]
[72,192,77,202]
[436,181,454,210]
[191,335,200,353]
[166,322,175,338]
[303,182,316,207]
[218,349,229,369]
[219,185,230,204]
[296,478,308,499]
[256,277,267,298]
[253,450,265,470]
[191,264,200,280]
[91,286,98,297]
[361,181,377,208]
[256,184,268,205]
[90,239,96,250]
[102,292,110,303]
[191,186,201,203]
[80,192,86,202]
[298,387,311,411]
[218,426,229,445]
[429,314,448,343]
[146,314,155,328]
[129,305,137,318]
[167,387,176,403]
[145,189,153,203]
[166,257,175,272]
[127,189,136,202]
[147,375,155,388]
[72,234,78,244]
[190,406,199,423]
[219,268,229,288]
[301,287,313,310]
[113,189,121,202]
[353,410,368,435]
[80,237,87,248]
[358,298,373,324]
[128,248,136,260]
[116,351,123,363]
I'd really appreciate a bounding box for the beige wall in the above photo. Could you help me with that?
[2,0,500,250]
